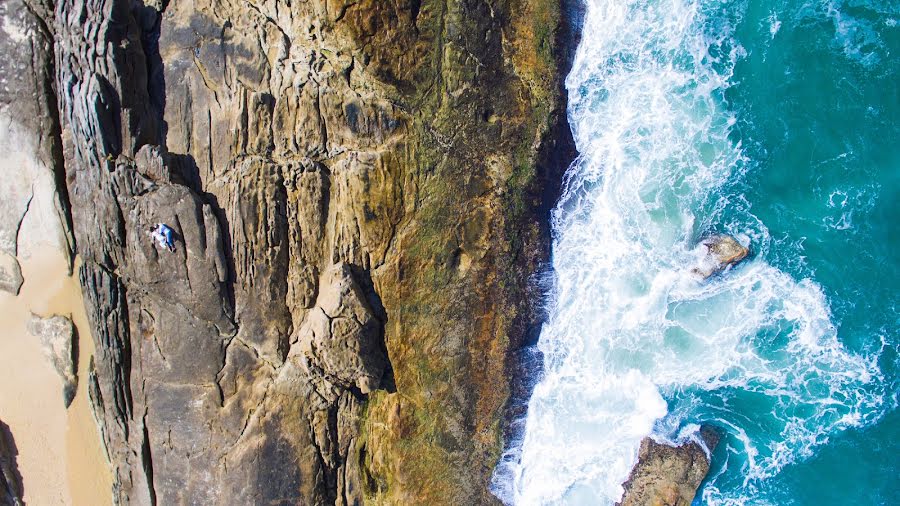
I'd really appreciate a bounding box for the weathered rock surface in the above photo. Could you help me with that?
[692,234,750,279]
[0,0,74,296]
[0,255,23,296]
[297,263,389,394]
[0,420,24,506]
[27,313,78,407]
[619,427,720,506]
[42,0,570,503]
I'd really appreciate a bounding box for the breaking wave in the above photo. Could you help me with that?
[491,0,885,504]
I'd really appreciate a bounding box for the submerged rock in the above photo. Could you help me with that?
[26,314,77,407]
[619,427,720,506]
[692,234,750,278]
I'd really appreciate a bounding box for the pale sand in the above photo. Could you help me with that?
[0,251,113,505]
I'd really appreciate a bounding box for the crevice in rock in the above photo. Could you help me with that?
[79,261,135,436]
[135,3,167,145]
[238,0,290,42]
[21,0,77,267]
[334,1,357,23]
[87,358,112,462]
[13,190,35,257]
[410,0,422,30]
[221,378,270,452]
[140,414,157,506]
[192,58,223,109]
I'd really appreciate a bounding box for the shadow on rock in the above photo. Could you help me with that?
[0,419,24,506]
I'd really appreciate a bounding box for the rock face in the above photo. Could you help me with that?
[0,420,24,506]
[0,256,23,296]
[0,0,75,296]
[692,234,750,279]
[297,263,389,394]
[29,0,570,503]
[27,314,78,407]
[619,428,720,506]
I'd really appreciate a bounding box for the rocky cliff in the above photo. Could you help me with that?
[6,0,569,503]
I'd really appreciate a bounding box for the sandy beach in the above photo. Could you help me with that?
[0,251,113,505]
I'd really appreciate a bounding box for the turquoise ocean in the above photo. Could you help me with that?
[492,0,899,504]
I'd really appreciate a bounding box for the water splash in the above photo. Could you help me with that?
[491,0,883,504]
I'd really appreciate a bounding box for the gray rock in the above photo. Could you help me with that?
[48,0,567,501]
[0,254,23,295]
[27,314,78,407]
[619,427,720,506]
[0,419,24,506]
[0,0,75,284]
[692,234,750,278]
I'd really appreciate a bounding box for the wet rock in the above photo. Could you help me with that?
[619,427,720,506]
[27,314,78,407]
[0,419,24,506]
[692,234,750,278]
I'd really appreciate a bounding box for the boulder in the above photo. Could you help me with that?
[619,427,720,506]
[296,263,388,394]
[692,234,749,278]
[0,254,23,295]
[26,314,77,407]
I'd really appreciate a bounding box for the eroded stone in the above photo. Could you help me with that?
[0,253,23,295]
[692,234,750,279]
[297,263,388,394]
[26,314,77,407]
[619,427,720,506]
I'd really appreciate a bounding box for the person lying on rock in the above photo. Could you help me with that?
[148,223,176,252]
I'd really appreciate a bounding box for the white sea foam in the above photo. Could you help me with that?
[824,0,884,67]
[768,11,782,38]
[491,0,883,504]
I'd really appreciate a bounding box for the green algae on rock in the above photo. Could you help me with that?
[45,0,570,503]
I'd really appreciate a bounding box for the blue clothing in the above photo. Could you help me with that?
[151,224,176,251]
[159,225,174,248]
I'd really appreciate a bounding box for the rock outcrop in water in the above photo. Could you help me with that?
[619,427,720,506]
[692,234,750,279]
[0,0,571,503]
